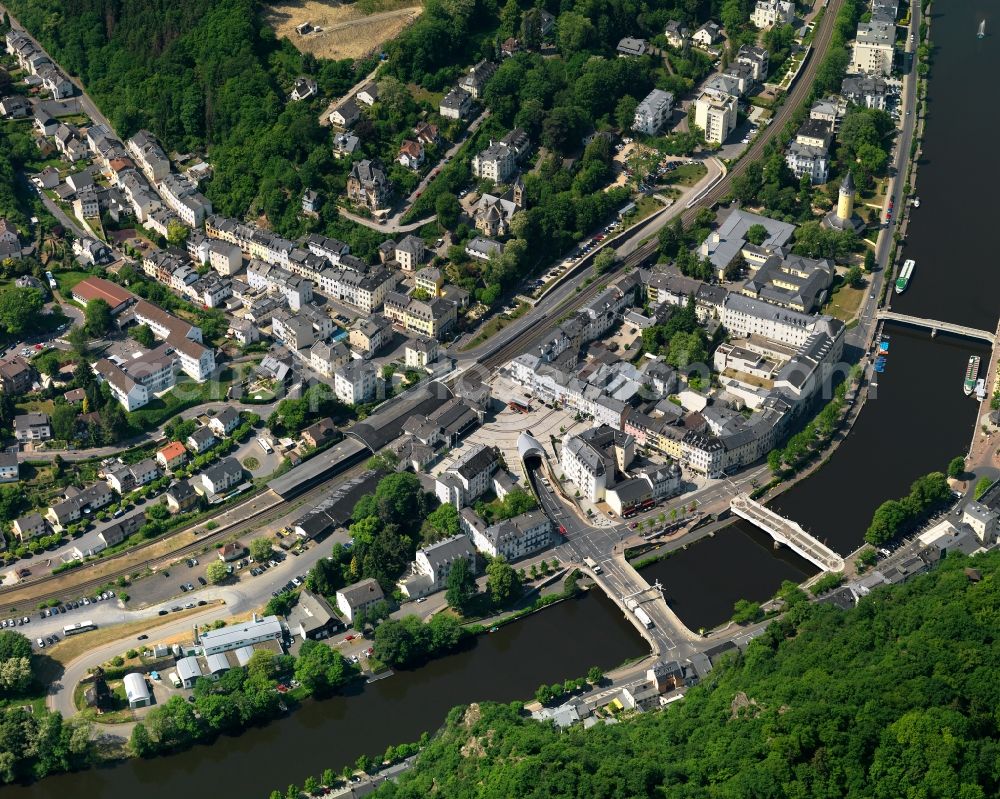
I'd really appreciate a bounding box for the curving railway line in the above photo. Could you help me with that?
[3,0,846,613]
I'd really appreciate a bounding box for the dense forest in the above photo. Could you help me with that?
[366,550,1000,799]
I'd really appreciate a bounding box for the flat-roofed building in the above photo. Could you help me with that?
[198,615,284,656]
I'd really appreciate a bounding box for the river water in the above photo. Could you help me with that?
[5,2,992,795]
[771,0,998,551]
[772,327,989,554]
[0,591,646,798]
[896,4,999,331]
[639,520,816,631]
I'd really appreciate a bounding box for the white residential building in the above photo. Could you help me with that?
[737,45,770,81]
[333,361,377,405]
[785,141,829,184]
[469,510,552,562]
[751,0,794,29]
[632,89,674,136]
[695,91,738,144]
[336,579,384,623]
[158,173,212,227]
[207,240,242,276]
[399,534,477,598]
[850,20,895,76]
[434,444,499,508]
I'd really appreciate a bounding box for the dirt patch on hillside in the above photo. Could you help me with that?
[266,0,423,61]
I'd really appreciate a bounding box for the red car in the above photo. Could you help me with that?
[344,634,356,641]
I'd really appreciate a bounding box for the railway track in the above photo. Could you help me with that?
[480,0,846,373]
[0,461,368,613]
[4,0,846,613]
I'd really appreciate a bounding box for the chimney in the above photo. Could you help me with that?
[193,624,200,645]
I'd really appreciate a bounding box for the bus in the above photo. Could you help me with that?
[257,437,274,454]
[508,401,531,414]
[64,620,96,636]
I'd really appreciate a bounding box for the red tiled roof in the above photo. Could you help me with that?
[72,277,135,310]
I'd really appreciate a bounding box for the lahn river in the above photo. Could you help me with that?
[2,2,994,795]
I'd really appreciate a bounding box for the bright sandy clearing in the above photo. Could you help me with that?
[266,0,423,61]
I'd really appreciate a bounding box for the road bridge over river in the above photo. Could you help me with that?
[730,495,845,572]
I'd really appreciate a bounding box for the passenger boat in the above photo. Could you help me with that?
[975,379,987,402]
[895,259,915,294]
[978,19,986,39]
[964,355,981,395]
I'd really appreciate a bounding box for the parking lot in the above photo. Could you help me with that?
[23,588,122,649]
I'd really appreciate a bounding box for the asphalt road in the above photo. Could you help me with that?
[848,0,921,353]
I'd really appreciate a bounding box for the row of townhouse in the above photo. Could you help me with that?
[187,231,244,276]
[509,268,846,476]
[143,246,234,309]
[126,130,171,183]
[158,172,213,227]
[5,31,73,98]
[319,261,397,314]
[247,260,314,310]
[204,214,416,320]
[269,305,334,353]
[104,458,161,494]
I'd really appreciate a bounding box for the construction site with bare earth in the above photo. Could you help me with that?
[266,0,423,60]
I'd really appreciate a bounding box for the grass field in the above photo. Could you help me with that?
[52,270,93,297]
[664,162,708,188]
[825,277,866,322]
[266,0,423,60]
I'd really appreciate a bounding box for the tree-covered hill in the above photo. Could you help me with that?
[373,551,1000,799]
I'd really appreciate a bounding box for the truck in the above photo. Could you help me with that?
[583,557,601,574]
[633,606,654,629]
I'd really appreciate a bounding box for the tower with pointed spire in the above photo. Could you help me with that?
[837,170,855,223]
[824,169,863,232]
